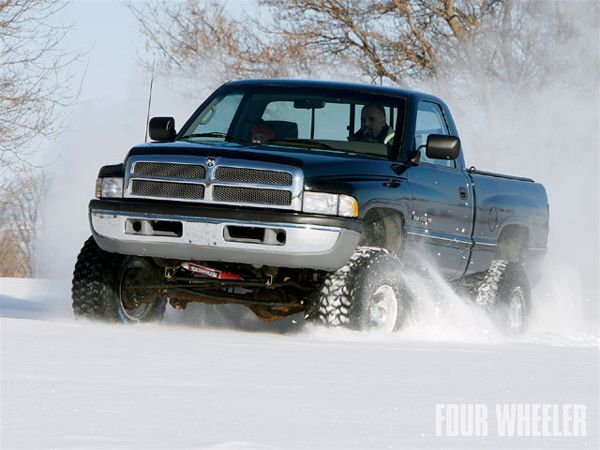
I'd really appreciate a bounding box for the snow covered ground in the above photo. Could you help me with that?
[1,277,598,449]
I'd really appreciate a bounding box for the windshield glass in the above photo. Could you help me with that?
[180,86,406,159]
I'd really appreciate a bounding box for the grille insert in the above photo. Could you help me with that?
[214,167,292,185]
[133,162,205,179]
[131,180,205,200]
[213,186,292,205]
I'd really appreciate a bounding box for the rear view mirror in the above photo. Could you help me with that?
[426,134,461,160]
[149,117,176,141]
[293,98,326,109]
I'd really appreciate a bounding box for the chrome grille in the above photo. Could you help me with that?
[133,162,205,179]
[214,167,292,186]
[131,180,205,200]
[213,186,292,206]
[125,156,302,210]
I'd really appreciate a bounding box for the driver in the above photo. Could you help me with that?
[351,104,394,144]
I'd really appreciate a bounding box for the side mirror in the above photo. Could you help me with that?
[149,117,176,141]
[426,134,461,160]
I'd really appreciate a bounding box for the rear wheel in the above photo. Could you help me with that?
[494,263,531,334]
[473,260,531,334]
[312,247,411,331]
[72,237,166,323]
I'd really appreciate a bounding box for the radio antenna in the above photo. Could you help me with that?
[144,57,156,143]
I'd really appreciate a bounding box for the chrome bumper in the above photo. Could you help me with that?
[90,210,360,271]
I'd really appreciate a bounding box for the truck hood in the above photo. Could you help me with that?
[126,141,404,186]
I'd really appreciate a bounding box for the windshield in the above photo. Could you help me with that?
[179,86,406,159]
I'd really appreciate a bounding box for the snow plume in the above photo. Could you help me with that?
[412,2,600,337]
[400,265,502,343]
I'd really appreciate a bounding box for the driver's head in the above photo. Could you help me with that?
[360,104,387,138]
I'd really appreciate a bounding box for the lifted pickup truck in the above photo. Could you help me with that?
[72,79,549,332]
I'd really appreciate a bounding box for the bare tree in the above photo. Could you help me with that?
[0,0,80,170]
[130,0,594,105]
[1,1,81,277]
[129,1,316,86]
[0,169,46,277]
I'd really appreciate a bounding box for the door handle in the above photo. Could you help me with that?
[458,186,468,201]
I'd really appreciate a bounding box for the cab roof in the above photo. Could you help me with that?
[224,79,443,104]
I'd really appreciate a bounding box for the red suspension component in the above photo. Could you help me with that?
[179,262,241,280]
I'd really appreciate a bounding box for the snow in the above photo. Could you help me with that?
[1,277,598,449]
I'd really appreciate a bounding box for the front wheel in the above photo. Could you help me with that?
[312,247,411,331]
[72,237,166,323]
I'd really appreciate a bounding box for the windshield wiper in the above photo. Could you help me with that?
[265,138,338,150]
[180,132,247,144]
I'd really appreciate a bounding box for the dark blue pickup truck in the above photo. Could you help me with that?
[72,79,549,333]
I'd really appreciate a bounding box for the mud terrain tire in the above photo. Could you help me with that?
[313,247,411,331]
[493,262,531,334]
[72,237,166,323]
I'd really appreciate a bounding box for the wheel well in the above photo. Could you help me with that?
[497,225,529,262]
[359,208,405,254]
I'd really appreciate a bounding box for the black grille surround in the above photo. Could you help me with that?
[213,186,292,206]
[214,166,292,186]
[133,162,205,179]
[131,179,205,200]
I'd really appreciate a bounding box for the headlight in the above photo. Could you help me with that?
[302,192,358,217]
[338,194,359,217]
[302,192,338,215]
[96,177,123,198]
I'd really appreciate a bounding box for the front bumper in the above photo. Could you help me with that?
[89,200,361,271]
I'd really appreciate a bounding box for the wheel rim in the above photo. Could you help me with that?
[119,264,153,322]
[507,287,526,331]
[369,284,399,332]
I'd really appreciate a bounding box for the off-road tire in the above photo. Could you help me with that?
[71,237,166,323]
[312,247,411,331]
[493,262,531,334]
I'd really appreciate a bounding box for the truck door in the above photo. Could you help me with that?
[404,101,473,280]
